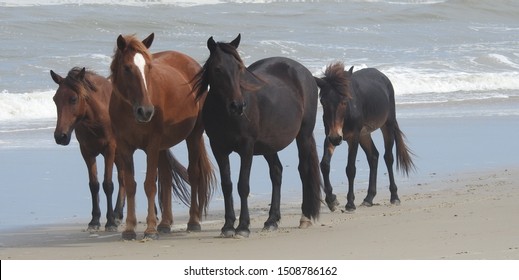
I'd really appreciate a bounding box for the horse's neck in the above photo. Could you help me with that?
[83,90,110,127]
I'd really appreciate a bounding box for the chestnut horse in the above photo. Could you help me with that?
[193,34,322,238]
[51,67,125,231]
[315,62,415,212]
[110,33,215,240]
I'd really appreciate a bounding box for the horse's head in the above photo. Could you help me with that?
[51,67,93,145]
[110,33,155,123]
[195,34,249,116]
[315,62,353,146]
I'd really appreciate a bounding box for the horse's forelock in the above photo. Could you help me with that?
[193,41,246,100]
[110,35,152,84]
[324,62,351,99]
[64,67,97,99]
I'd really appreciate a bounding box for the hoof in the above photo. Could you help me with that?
[327,199,340,212]
[187,223,202,232]
[220,229,236,238]
[345,203,356,212]
[157,224,171,234]
[105,225,118,232]
[361,200,373,207]
[325,194,340,212]
[262,223,278,232]
[235,229,250,238]
[122,230,136,240]
[143,232,159,240]
[87,225,100,232]
[391,199,401,206]
[299,215,312,229]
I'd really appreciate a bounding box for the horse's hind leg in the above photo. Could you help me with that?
[263,153,282,231]
[320,137,339,212]
[381,125,400,205]
[359,134,379,207]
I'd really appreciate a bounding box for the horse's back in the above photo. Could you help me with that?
[352,68,394,101]
[152,50,201,80]
[249,57,318,113]
[350,68,395,131]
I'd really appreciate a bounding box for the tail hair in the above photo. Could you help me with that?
[394,122,416,176]
[158,150,191,210]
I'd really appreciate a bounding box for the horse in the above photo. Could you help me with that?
[314,62,415,212]
[50,67,125,232]
[109,33,215,240]
[193,34,322,238]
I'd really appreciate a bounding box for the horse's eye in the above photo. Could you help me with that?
[124,65,131,73]
[70,95,78,105]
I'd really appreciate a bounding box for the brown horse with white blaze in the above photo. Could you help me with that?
[51,67,125,232]
[109,33,215,240]
[315,62,415,212]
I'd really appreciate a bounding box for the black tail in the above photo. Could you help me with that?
[298,134,322,220]
[394,121,416,176]
[158,150,191,210]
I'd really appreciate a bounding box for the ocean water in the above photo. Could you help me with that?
[1,0,519,231]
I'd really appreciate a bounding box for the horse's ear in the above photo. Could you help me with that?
[50,70,63,84]
[230,33,241,49]
[346,66,354,76]
[77,67,86,80]
[314,77,326,89]
[207,36,217,52]
[117,35,127,51]
[142,33,154,49]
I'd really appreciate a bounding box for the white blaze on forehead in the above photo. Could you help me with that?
[133,52,148,91]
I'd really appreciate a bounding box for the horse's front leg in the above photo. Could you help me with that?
[143,149,160,240]
[157,150,173,234]
[321,137,339,212]
[263,153,282,231]
[113,154,126,226]
[212,146,235,238]
[235,150,254,238]
[102,145,117,232]
[345,137,360,212]
[119,148,137,240]
[80,147,101,232]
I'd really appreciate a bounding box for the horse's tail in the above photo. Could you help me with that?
[158,150,191,210]
[193,136,217,217]
[300,134,323,221]
[393,121,416,176]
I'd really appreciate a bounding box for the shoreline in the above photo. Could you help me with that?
[1,166,518,260]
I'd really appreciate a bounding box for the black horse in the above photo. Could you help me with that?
[193,34,322,238]
[315,62,415,212]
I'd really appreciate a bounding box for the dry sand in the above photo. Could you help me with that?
[1,167,517,260]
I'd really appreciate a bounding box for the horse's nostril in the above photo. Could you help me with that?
[229,101,245,116]
[135,106,154,122]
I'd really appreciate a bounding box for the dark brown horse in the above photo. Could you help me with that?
[315,62,415,212]
[193,34,322,238]
[51,67,125,231]
[110,33,215,240]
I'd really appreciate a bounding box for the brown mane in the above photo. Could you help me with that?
[110,34,153,86]
[323,62,351,99]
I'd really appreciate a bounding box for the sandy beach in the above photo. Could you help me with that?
[1,165,518,260]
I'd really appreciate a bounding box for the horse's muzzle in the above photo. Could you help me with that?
[54,132,71,146]
[135,105,155,123]
[328,135,343,146]
[229,100,246,116]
